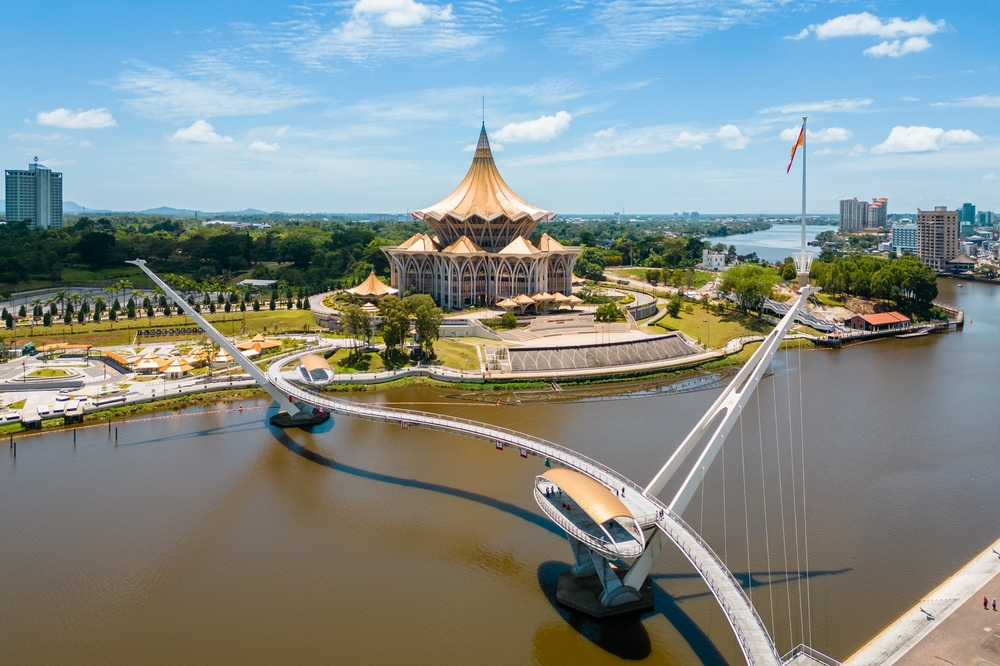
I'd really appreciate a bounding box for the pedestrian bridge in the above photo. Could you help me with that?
[128,259,834,666]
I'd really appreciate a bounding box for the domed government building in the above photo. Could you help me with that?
[381,125,581,310]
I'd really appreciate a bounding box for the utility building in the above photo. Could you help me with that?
[5,160,63,228]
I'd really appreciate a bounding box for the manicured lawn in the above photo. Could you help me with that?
[608,267,716,288]
[652,306,773,347]
[810,292,845,307]
[26,368,69,378]
[0,309,318,348]
[6,399,26,410]
[431,339,480,371]
[330,347,387,373]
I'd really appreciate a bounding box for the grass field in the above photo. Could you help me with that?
[651,306,773,347]
[0,309,318,348]
[431,339,480,371]
[26,368,69,378]
[608,267,716,288]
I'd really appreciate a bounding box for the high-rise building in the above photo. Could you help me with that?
[977,210,994,226]
[959,202,976,237]
[5,160,63,229]
[917,206,959,271]
[839,198,868,232]
[890,222,917,255]
[867,198,888,228]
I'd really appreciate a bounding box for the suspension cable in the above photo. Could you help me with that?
[757,389,775,638]
[740,407,752,605]
[772,359,794,649]
[798,339,813,647]
[786,345,805,646]
[722,427,728,566]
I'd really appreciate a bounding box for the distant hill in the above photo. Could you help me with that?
[64,201,112,214]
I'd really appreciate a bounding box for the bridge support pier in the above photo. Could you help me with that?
[268,402,331,428]
[557,535,653,618]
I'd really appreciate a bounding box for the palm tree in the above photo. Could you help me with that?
[69,292,82,316]
[220,268,235,287]
[30,298,42,322]
[94,296,105,315]
[131,289,143,309]
[104,285,117,308]
[117,279,133,305]
[55,290,68,315]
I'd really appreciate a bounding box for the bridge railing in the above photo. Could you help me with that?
[780,645,841,666]
[662,508,783,665]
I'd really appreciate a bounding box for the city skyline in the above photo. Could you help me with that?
[2,0,998,215]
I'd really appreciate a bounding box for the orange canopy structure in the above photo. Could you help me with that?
[346,271,398,299]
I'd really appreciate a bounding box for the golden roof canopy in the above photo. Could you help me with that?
[409,125,556,251]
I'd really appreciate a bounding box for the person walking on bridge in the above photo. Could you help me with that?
[993,598,996,611]
[985,596,989,610]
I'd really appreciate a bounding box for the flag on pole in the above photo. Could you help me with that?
[786,123,805,173]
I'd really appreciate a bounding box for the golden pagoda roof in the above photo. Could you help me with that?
[347,271,399,298]
[441,235,486,254]
[398,233,440,252]
[410,126,556,224]
[498,236,540,255]
[537,233,568,252]
[512,293,535,306]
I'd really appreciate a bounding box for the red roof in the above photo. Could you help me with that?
[857,311,910,326]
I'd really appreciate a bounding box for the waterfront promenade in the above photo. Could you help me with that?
[846,533,1000,665]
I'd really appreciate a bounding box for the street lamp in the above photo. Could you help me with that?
[702,318,710,349]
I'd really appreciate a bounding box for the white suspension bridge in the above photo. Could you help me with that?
[130,258,836,666]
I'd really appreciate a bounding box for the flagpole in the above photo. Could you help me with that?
[801,115,807,257]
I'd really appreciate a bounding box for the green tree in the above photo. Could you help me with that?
[404,295,443,356]
[595,302,624,321]
[43,312,52,326]
[500,311,517,328]
[342,304,372,357]
[377,296,410,353]
[719,264,779,317]
[780,262,797,282]
[667,291,683,318]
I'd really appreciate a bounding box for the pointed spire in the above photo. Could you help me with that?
[474,125,493,160]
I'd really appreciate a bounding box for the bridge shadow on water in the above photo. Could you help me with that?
[260,423,849,664]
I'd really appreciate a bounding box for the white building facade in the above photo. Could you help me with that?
[701,250,726,271]
[382,126,581,310]
[5,161,63,229]
[890,222,917,255]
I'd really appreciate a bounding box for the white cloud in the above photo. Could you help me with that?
[595,127,616,139]
[170,120,233,144]
[494,111,572,143]
[849,144,867,157]
[786,28,809,40]
[791,12,943,56]
[715,124,749,149]
[79,140,92,148]
[36,108,117,129]
[352,0,452,27]
[932,95,1000,109]
[276,125,289,137]
[871,126,980,154]
[902,96,920,102]
[115,58,311,121]
[10,133,69,142]
[864,37,931,58]
[810,13,944,39]
[760,98,872,114]
[249,140,279,152]
[779,127,852,143]
[984,173,997,181]
[282,0,482,65]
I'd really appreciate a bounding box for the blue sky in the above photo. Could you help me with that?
[3,0,998,215]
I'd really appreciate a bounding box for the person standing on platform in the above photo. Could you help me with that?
[985,596,989,610]
[993,598,996,611]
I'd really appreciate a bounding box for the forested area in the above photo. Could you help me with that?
[0,214,766,295]
[810,254,940,315]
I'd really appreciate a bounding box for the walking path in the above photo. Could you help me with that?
[846,534,1000,665]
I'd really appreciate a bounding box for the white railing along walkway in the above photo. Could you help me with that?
[266,351,783,666]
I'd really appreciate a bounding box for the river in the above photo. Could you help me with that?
[710,224,835,264]
[1,278,996,665]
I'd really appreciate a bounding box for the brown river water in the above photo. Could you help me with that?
[2,278,999,665]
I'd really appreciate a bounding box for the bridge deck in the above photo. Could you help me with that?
[268,353,783,666]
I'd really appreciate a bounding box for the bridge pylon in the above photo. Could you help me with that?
[127,259,330,428]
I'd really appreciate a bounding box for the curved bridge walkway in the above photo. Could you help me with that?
[267,355,783,666]
[128,257,800,666]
